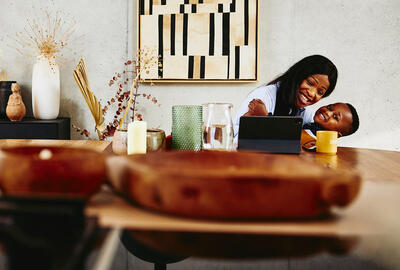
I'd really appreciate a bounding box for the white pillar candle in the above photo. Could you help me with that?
[127,121,147,154]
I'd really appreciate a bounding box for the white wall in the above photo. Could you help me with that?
[1,0,399,151]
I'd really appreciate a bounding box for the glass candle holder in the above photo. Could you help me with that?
[172,105,203,151]
[112,128,166,155]
[147,129,166,152]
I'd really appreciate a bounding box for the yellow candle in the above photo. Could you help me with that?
[127,121,147,154]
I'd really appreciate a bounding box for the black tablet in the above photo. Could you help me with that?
[238,116,303,154]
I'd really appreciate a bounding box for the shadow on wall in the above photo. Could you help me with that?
[20,84,32,117]
[339,129,400,151]
[59,97,79,139]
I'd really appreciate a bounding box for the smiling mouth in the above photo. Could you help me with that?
[298,93,311,105]
[319,112,327,121]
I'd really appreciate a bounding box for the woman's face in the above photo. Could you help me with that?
[296,74,330,108]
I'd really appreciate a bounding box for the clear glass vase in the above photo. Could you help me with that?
[112,128,167,155]
[202,103,234,151]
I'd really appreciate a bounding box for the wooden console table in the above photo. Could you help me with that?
[0,117,70,139]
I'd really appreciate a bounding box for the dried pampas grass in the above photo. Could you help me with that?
[73,58,105,139]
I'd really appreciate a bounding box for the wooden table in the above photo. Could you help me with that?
[2,140,400,268]
[89,145,400,269]
[87,147,400,234]
[2,140,399,236]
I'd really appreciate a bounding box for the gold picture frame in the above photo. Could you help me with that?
[137,0,259,83]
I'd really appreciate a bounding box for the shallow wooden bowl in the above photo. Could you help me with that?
[107,151,361,219]
[0,146,106,198]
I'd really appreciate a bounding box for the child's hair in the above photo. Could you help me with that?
[268,55,338,116]
[345,103,360,136]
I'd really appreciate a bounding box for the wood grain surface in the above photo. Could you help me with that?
[0,140,111,197]
[0,139,110,152]
[0,145,107,197]
[106,151,361,219]
[1,139,399,238]
[87,147,400,238]
[87,179,400,237]
[299,147,400,183]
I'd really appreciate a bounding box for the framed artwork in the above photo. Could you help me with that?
[138,0,258,82]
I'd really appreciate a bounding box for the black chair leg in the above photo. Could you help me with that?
[121,230,186,269]
[154,263,166,270]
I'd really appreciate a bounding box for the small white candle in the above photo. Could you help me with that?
[127,121,147,154]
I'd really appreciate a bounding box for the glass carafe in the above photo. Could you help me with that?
[202,103,234,151]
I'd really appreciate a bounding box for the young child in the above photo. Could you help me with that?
[305,102,359,137]
[301,102,359,149]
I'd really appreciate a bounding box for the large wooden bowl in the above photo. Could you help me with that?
[0,146,106,198]
[107,151,361,219]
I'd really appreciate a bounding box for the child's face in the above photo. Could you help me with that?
[296,74,330,108]
[314,103,353,136]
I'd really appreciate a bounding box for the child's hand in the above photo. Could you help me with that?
[247,99,268,116]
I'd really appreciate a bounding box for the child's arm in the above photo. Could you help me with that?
[244,99,269,116]
[301,130,316,152]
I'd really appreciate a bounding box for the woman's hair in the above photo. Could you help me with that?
[269,55,338,116]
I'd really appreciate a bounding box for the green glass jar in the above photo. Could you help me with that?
[172,105,202,151]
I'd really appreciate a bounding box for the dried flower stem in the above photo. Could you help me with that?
[117,72,140,130]
[117,47,159,130]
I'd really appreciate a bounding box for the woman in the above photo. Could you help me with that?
[233,55,338,143]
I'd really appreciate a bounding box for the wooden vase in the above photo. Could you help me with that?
[6,83,26,122]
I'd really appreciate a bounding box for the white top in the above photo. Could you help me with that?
[233,83,315,145]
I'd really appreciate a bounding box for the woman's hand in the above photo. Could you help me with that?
[245,99,268,116]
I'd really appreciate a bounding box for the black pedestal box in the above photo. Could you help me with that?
[0,117,70,139]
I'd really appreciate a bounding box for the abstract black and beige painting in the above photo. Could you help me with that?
[139,0,258,81]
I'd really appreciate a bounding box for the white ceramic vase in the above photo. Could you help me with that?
[32,55,60,119]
